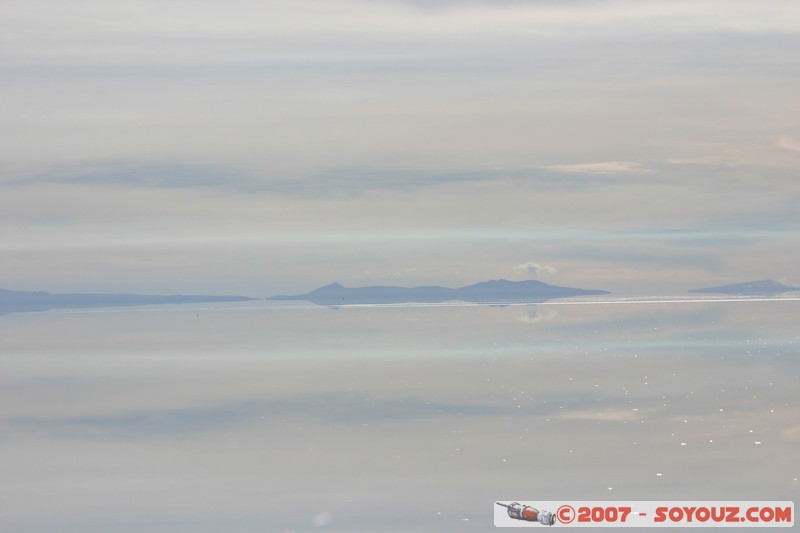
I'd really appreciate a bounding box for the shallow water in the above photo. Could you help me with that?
[2,300,798,531]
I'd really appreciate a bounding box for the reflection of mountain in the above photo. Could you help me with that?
[0,288,256,314]
[269,279,609,306]
[689,279,799,296]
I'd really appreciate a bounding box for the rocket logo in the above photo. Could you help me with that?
[496,502,556,525]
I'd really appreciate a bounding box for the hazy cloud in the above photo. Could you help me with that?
[18,161,500,195]
[514,262,557,277]
[548,161,651,174]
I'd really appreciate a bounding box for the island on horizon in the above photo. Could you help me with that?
[268,279,610,306]
[689,279,799,296]
[0,288,256,315]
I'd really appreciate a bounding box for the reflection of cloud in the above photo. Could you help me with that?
[312,512,333,527]
[783,425,800,442]
[514,262,556,277]
[776,136,800,152]
[517,308,557,323]
[548,161,650,174]
[554,408,647,422]
[9,393,503,438]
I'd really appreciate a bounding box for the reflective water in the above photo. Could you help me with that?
[2,300,798,531]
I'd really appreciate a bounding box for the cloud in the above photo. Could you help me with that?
[20,160,498,195]
[514,262,557,277]
[548,161,650,174]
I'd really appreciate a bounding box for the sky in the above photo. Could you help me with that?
[2,0,800,296]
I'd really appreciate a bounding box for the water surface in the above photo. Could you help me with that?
[2,300,798,531]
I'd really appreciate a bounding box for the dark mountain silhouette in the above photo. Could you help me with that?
[689,279,799,296]
[269,279,609,306]
[0,288,256,314]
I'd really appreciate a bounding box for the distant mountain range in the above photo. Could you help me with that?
[689,279,799,296]
[4,277,794,315]
[0,288,255,314]
[268,279,610,306]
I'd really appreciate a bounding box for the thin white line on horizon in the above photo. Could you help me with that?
[47,295,800,314]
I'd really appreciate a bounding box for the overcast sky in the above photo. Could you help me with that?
[2,0,799,296]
